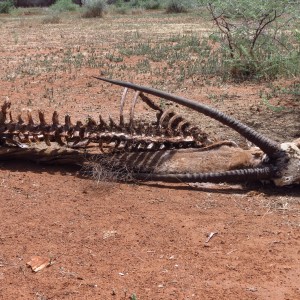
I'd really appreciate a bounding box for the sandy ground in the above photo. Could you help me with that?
[0,10,299,300]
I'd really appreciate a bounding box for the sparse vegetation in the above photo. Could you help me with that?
[50,0,79,12]
[207,0,300,81]
[130,294,138,300]
[260,81,300,111]
[165,0,188,13]
[130,7,145,15]
[82,0,107,18]
[41,13,61,24]
[144,0,161,10]
[0,0,15,14]
[1,1,299,87]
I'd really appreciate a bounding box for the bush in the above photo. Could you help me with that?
[106,0,118,4]
[144,0,161,10]
[207,0,300,81]
[51,0,79,12]
[165,0,188,13]
[129,0,141,8]
[0,0,15,14]
[82,0,107,18]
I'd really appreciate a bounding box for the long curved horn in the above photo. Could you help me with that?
[94,77,281,158]
[134,167,275,183]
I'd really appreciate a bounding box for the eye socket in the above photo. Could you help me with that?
[283,176,292,183]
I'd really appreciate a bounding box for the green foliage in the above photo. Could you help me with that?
[51,0,79,12]
[82,0,107,18]
[165,0,188,13]
[107,0,199,13]
[207,0,300,81]
[130,294,138,300]
[0,0,15,14]
[127,0,159,9]
[144,0,161,10]
[129,0,142,7]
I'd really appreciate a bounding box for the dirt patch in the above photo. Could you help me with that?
[0,11,299,300]
[1,161,299,299]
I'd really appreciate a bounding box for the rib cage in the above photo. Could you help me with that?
[0,90,210,153]
[95,77,282,158]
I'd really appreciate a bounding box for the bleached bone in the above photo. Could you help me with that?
[0,94,208,153]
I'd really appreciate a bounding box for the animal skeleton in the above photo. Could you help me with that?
[0,77,299,186]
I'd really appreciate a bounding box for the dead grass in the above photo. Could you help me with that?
[260,195,300,216]
[41,14,61,24]
[81,154,133,184]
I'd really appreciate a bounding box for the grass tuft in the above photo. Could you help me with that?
[82,0,107,18]
[81,154,133,183]
[41,13,61,24]
[165,0,188,14]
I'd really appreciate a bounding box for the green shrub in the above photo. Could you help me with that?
[165,0,188,13]
[129,0,142,8]
[51,0,79,12]
[109,0,161,11]
[0,0,15,14]
[207,0,300,81]
[82,0,107,18]
[144,0,161,10]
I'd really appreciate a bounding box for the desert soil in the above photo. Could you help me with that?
[0,10,299,300]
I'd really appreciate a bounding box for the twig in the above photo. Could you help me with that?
[205,232,218,243]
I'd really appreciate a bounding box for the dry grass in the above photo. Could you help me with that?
[260,195,300,216]
[41,14,61,24]
[81,154,133,183]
